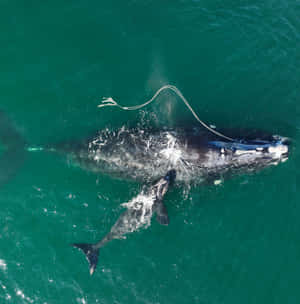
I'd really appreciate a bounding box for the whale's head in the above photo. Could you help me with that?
[261,136,290,161]
[207,135,289,172]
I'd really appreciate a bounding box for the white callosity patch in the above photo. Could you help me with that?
[234,149,258,156]
[268,144,288,159]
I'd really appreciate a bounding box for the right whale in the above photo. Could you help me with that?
[58,127,289,185]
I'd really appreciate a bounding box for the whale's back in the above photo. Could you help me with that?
[60,127,289,184]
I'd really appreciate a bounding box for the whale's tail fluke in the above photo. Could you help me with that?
[72,243,100,275]
[0,111,26,187]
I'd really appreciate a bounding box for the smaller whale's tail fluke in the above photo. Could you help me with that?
[72,243,100,275]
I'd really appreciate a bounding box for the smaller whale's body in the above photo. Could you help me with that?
[73,170,176,275]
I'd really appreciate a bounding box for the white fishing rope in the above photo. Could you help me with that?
[98,84,234,142]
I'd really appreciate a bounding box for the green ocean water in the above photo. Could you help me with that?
[0,1,299,303]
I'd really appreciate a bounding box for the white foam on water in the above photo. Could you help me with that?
[0,259,7,271]
[15,289,34,303]
[1,282,9,301]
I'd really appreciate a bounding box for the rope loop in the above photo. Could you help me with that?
[98,85,234,142]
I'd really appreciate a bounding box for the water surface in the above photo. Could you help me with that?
[0,1,299,303]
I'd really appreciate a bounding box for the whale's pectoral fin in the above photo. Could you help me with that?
[153,169,176,226]
[155,201,169,226]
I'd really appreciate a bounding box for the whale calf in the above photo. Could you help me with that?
[72,170,176,275]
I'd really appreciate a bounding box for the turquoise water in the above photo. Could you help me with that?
[0,1,299,303]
